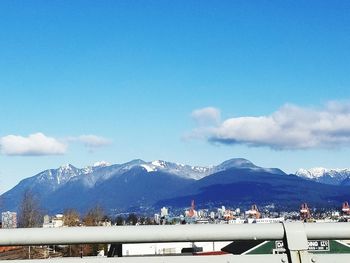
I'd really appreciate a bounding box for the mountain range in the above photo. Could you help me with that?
[1,158,350,214]
[295,168,350,185]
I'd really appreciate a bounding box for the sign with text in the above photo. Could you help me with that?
[275,240,330,252]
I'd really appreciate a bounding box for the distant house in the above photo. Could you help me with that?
[42,214,64,228]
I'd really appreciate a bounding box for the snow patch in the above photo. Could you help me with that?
[296,167,350,185]
[152,160,166,168]
[82,167,93,174]
[297,167,331,178]
[59,164,72,171]
[140,164,155,172]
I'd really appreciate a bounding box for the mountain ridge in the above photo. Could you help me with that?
[1,158,350,214]
[296,167,350,185]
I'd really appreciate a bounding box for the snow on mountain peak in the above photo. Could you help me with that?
[191,166,210,173]
[27,158,288,193]
[296,167,350,185]
[35,164,81,188]
[151,160,167,168]
[296,167,350,178]
[59,164,74,171]
[296,167,328,179]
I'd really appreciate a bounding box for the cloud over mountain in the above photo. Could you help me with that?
[191,101,350,150]
[0,133,67,156]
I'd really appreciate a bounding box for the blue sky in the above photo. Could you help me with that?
[1,0,350,193]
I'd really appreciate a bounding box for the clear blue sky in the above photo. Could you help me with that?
[1,0,350,193]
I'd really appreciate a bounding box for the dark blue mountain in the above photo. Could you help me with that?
[157,168,350,210]
[44,167,195,213]
[1,158,350,214]
[0,161,195,213]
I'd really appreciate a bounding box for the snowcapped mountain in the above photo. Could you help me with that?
[37,164,80,187]
[5,158,350,214]
[124,158,285,179]
[296,167,350,185]
[25,162,112,190]
[137,160,211,180]
[1,159,211,213]
[12,158,283,193]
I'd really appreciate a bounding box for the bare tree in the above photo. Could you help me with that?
[84,205,105,226]
[18,190,43,228]
[83,205,108,256]
[63,209,81,226]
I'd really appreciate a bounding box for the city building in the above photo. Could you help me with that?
[1,211,17,228]
[154,213,160,224]
[160,207,168,217]
[42,214,64,228]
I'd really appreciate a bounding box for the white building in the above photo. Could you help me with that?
[1,211,17,228]
[43,214,64,228]
[210,211,215,219]
[217,206,226,218]
[154,213,160,224]
[160,207,168,217]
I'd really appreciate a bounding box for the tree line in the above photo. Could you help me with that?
[16,190,155,228]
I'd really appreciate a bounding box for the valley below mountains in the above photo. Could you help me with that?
[1,158,350,214]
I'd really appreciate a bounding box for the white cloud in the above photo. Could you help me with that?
[0,133,112,156]
[191,107,221,126]
[72,135,112,148]
[191,101,350,150]
[0,133,67,156]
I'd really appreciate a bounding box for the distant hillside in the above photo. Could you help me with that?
[158,168,350,210]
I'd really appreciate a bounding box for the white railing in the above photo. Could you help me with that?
[1,222,350,263]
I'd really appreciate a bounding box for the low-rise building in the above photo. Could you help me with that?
[43,214,64,228]
[1,211,17,228]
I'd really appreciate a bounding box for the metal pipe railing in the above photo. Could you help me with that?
[304,223,350,239]
[0,223,350,246]
[0,223,285,246]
